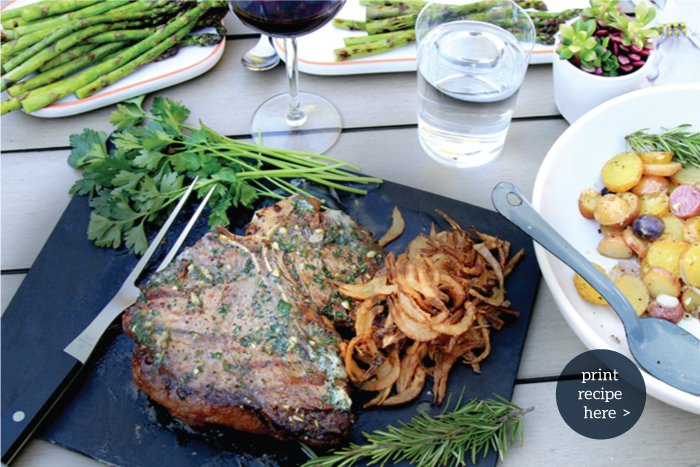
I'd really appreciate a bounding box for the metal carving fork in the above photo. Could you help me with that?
[1,178,217,464]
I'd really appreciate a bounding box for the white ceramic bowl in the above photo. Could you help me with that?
[552,45,655,124]
[533,84,700,414]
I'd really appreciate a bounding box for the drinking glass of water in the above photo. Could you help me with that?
[415,0,535,168]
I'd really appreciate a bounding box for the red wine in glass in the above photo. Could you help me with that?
[231,1,344,37]
[229,1,346,154]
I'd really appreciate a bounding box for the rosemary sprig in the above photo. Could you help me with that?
[302,395,533,467]
[625,124,700,168]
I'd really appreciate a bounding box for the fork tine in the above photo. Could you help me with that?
[658,22,685,38]
[156,183,218,272]
[124,176,199,285]
[63,177,201,364]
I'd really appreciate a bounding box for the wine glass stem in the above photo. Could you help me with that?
[284,37,307,127]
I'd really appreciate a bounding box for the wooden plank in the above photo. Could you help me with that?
[1,149,79,271]
[0,39,558,151]
[505,381,700,466]
[10,440,103,467]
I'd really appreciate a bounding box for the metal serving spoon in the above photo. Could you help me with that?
[242,35,280,71]
[492,182,700,395]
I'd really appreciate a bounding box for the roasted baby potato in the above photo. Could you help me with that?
[573,263,609,305]
[601,152,644,192]
[578,189,601,219]
[642,266,682,298]
[643,161,683,177]
[646,238,689,277]
[660,215,685,241]
[597,233,634,259]
[594,193,640,227]
[631,213,665,241]
[630,175,670,196]
[680,243,700,287]
[669,184,700,219]
[639,192,670,217]
[615,274,650,316]
[638,151,674,165]
[681,287,700,312]
[600,224,625,236]
[671,165,700,185]
[647,298,684,323]
[683,217,700,243]
[622,227,648,258]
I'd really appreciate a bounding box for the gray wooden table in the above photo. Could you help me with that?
[2,12,698,467]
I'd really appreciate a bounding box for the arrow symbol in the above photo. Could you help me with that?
[623,409,630,416]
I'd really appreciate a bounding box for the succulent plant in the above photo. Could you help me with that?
[555,0,659,77]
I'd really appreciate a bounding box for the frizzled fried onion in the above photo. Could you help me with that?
[378,206,405,247]
[342,211,524,406]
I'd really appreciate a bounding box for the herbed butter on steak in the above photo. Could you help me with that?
[123,196,385,445]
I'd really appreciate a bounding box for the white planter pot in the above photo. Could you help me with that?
[553,51,655,124]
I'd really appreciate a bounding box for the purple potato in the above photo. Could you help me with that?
[632,214,665,241]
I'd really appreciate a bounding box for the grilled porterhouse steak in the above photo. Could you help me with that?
[123,196,385,444]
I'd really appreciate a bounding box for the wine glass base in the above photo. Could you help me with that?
[250,92,342,154]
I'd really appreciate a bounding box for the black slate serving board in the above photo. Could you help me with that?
[2,179,540,467]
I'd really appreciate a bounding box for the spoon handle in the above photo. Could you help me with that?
[492,182,642,339]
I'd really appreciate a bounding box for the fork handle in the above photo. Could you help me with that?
[1,350,82,465]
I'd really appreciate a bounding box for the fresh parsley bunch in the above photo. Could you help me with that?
[68,96,381,255]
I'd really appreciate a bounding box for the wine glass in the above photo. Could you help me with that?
[229,1,346,154]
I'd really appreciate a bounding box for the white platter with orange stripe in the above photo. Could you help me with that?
[274,0,590,76]
[1,0,225,118]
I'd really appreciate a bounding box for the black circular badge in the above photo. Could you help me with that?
[556,349,646,439]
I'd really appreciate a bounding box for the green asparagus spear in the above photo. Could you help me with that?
[37,44,102,73]
[3,13,65,40]
[9,0,134,37]
[343,29,414,46]
[182,33,225,47]
[2,3,183,61]
[87,28,155,44]
[528,9,581,44]
[1,16,27,29]
[359,0,427,8]
[516,0,547,10]
[366,14,416,34]
[332,18,367,31]
[75,18,202,99]
[1,29,16,41]
[366,5,421,20]
[19,0,101,22]
[1,96,22,115]
[2,5,181,72]
[7,42,127,97]
[192,5,229,36]
[11,0,131,37]
[1,0,53,21]
[335,31,415,60]
[0,5,23,21]
[2,20,149,91]
[19,2,220,114]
